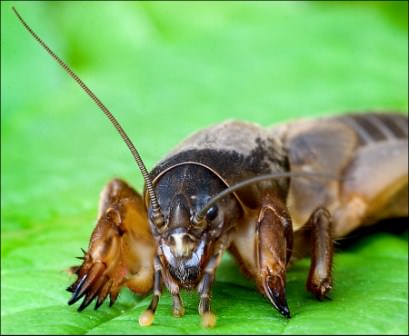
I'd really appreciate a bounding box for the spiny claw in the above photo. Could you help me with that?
[66,189,155,313]
[94,279,113,310]
[66,273,82,292]
[66,263,89,291]
[73,249,86,262]
[78,289,100,311]
[68,263,106,306]
[109,289,119,307]
[78,293,95,312]
[66,283,76,293]
[77,274,108,312]
[264,275,291,318]
[68,274,88,305]
[67,266,115,311]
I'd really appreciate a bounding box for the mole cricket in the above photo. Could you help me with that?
[13,7,408,328]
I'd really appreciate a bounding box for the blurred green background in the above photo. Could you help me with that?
[1,1,408,334]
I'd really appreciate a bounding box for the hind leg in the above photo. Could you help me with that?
[67,178,156,310]
[304,207,333,299]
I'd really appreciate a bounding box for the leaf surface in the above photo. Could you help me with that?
[2,1,407,334]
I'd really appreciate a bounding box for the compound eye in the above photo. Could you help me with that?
[206,206,218,221]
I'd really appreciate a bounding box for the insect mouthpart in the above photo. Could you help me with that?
[161,232,207,286]
[167,229,197,258]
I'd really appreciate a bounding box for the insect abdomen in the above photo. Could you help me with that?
[333,112,408,236]
[283,112,407,237]
[336,112,408,145]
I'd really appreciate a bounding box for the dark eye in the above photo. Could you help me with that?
[206,206,218,221]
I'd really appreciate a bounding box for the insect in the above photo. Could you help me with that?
[14,7,408,329]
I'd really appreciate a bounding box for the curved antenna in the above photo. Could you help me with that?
[12,7,164,227]
[193,171,344,225]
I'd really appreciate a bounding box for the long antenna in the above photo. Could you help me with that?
[193,171,343,224]
[12,6,164,228]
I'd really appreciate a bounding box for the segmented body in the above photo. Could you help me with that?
[67,111,408,319]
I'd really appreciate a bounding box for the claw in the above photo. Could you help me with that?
[78,293,95,312]
[66,283,76,293]
[68,274,88,305]
[65,180,156,313]
[95,279,113,310]
[68,263,105,306]
[264,275,291,318]
[66,262,91,292]
[94,299,104,310]
[109,288,119,307]
[77,274,108,312]
[66,271,84,292]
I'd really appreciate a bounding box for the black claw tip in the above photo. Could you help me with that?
[95,298,104,310]
[279,305,291,318]
[66,284,75,292]
[68,297,77,306]
[273,291,291,319]
[264,275,291,319]
[68,295,80,306]
[108,292,118,307]
[77,298,91,312]
[68,274,87,305]
[78,290,99,312]
[77,301,87,312]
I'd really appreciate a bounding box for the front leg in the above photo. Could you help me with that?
[138,256,163,326]
[139,255,186,326]
[197,253,221,328]
[256,199,293,318]
[197,236,228,328]
[67,179,156,311]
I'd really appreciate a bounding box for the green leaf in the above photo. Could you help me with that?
[2,1,407,335]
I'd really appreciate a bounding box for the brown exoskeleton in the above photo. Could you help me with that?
[14,7,408,328]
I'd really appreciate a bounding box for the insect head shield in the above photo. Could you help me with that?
[147,161,237,232]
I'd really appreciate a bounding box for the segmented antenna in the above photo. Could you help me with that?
[193,171,343,225]
[12,6,164,228]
